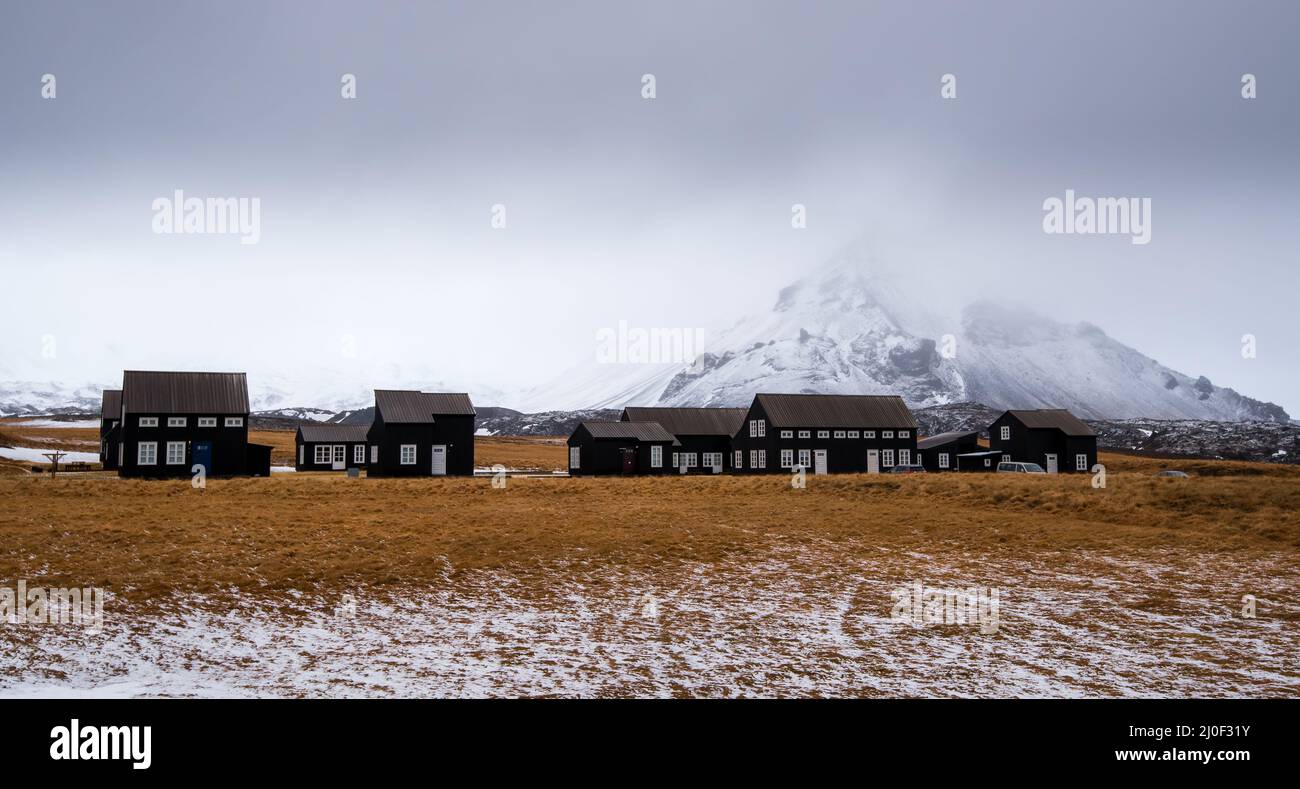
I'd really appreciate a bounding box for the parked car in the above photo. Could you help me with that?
[997,462,1046,474]
[1155,469,1190,478]
[889,464,927,474]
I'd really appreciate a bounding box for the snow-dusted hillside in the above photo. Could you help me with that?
[521,252,1289,422]
[956,302,1286,421]
[0,381,110,416]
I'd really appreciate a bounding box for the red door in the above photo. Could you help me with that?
[621,447,636,474]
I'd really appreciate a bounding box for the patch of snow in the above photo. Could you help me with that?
[8,419,100,429]
[0,447,99,464]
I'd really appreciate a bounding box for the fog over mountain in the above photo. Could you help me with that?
[519,248,1289,421]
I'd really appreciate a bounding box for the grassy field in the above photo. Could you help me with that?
[2,428,1297,696]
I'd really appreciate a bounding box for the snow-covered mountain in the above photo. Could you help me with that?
[0,380,108,416]
[521,254,1289,422]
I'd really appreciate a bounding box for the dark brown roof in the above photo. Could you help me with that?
[916,430,980,450]
[100,389,122,420]
[121,371,249,415]
[1004,409,1095,437]
[580,421,678,443]
[374,390,475,422]
[753,393,917,429]
[297,424,371,443]
[621,407,748,437]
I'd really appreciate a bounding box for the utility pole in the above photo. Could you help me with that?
[42,450,67,479]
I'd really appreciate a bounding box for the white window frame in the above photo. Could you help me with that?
[137,441,157,465]
[834,430,846,439]
[863,430,876,439]
[314,445,330,464]
[138,417,158,428]
[1000,425,1011,441]
[733,450,743,468]
[797,449,811,468]
[298,446,304,465]
[354,444,365,464]
[165,441,186,465]
[167,416,186,427]
[848,430,860,439]
[798,430,811,439]
[1076,453,1088,471]
[650,445,663,468]
[748,420,758,437]
[898,449,911,466]
[371,445,379,464]
[780,430,793,439]
[1002,454,1011,463]
[703,452,721,468]
[898,430,910,438]
[400,444,417,465]
[749,450,758,468]
[333,445,345,464]
[882,449,895,467]
[817,430,829,439]
[569,446,581,469]
[882,430,894,439]
[683,452,698,468]
[198,417,217,427]
[757,450,766,468]
[225,417,244,428]
[756,420,766,437]
[939,453,950,469]
[672,452,680,468]
[780,449,794,468]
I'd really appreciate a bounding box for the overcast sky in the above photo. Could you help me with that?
[1,1,1296,411]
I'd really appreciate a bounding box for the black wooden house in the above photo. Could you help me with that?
[567,421,677,476]
[99,389,122,470]
[620,406,747,473]
[730,393,918,474]
[988,409,1097,473]
[117,370,261,478]
[916,430,981,472]
[365,390,475,477]
[295,424,371,472]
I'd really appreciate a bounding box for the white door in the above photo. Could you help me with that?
[431,445,447,475]
[867,449,879,474]
[1045,453,1058,474]
[813,449,828,475]
[331,445,345,470]
[710,453,722,473]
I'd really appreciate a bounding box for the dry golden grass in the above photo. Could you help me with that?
[475,434,567,470]
[1,454,1297,608]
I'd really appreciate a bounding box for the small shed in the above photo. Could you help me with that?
[567,421,677,476]
[955,450,1001,472]
[916,430,981,472]
[245,443,273,477]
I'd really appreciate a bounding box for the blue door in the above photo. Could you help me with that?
[192,441,212,476]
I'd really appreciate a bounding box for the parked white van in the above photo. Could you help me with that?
[997,461,1047,474]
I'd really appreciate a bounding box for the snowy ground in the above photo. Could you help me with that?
[0,446,100,464]
[2,545,1294,698]
[5,418,100,429]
